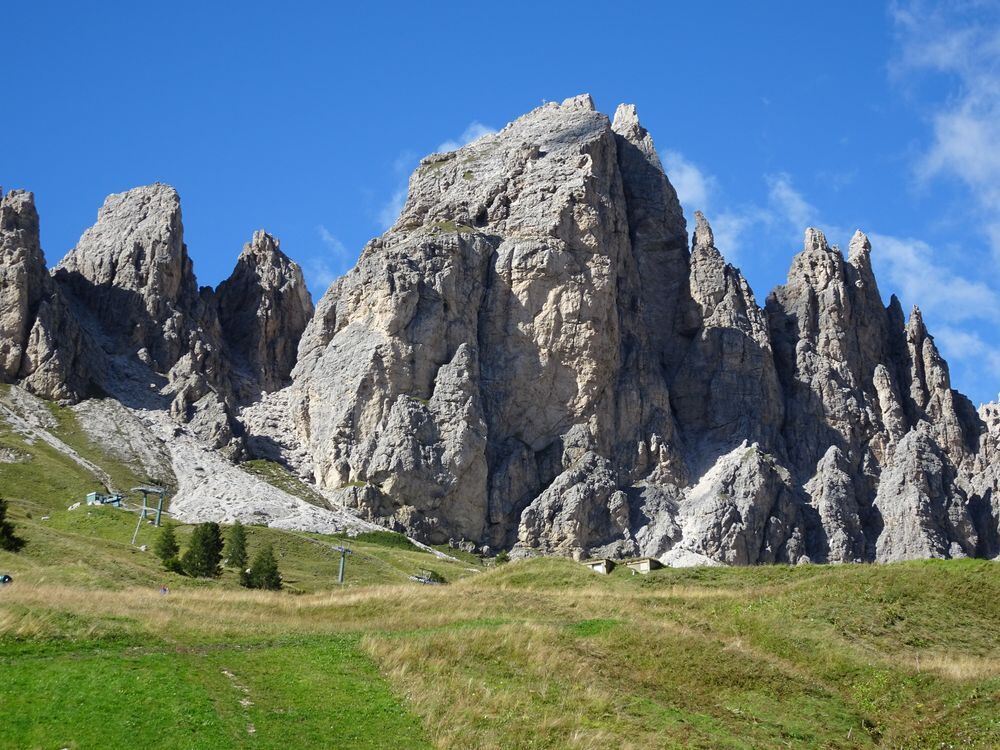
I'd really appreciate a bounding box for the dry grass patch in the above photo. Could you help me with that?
[911,652,1000,681]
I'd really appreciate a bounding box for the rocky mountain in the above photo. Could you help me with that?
[1,183,313,456]
[1,189,94,402]
[2,95,999,565]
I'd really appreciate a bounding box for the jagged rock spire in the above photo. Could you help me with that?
[693,210,714,250]
[216,230,314,397]
[848,229,871,264]
[2,97,996,566]
[0,189,94,401]
[804,226,829,253]
[55,183,197,371]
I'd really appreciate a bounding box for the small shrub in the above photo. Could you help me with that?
[495,550,510,565]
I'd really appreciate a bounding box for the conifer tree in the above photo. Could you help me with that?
[0,498,25,553]
[226,520,247,569]
[243,544,282,590]
[181,522,223,578]
[154,524,181,572]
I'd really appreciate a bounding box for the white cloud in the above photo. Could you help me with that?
[892,0,1000,257]
[869,231,1000,324]
[659,149,763,262]
[437,121,496,153]
[661,150,714,213]
[933,323,1000,403]
[934,324,1000,373]
[377,122,496,231]
[302,224,354,294]
[377,187,407,231]
[317,224,346,255]
[658,153,829,261]
[709,212,753,259]
[766,173,819,235]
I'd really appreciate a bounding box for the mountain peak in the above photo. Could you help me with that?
[803,227,830,253]
[1,97,997,566]
[693,210,715,250]
[560,93,596,111]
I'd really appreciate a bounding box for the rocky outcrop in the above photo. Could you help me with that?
[3,96,998,565]
[43,185,313,451]
[673,443,805,566]
[0,189,94,401]
[52,184,238,448]
[216,230,314,400]
[55,184,202,371]
[672,212,783,457]
[0,183,313,454]
[291,96,690,547]
[288,96,1000,562]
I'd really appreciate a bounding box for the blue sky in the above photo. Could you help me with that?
[5,1,1000,403]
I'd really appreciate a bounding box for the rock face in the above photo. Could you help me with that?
[51,184,237,449]
[55,185,201,371]
[288,96,1000,562]
[2,183,313,455]
[217,230,314,399]
[0,189,93,401]
[3,96,999,565]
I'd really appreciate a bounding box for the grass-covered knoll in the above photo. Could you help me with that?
[1,557,997,748]
[0,504,478,593]
[0,391,155,513]
[242,458,329,508]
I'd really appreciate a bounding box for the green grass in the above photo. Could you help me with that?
[0,393,158,514]
[0,505,479,593]
[242,459,329,508]
[0,555,997,748]
[0,417,105,513]
[1,387,998,748]
[429,219,474,234]
[346,530,419,551]
[431,543,483,566]
[0,637,430,749]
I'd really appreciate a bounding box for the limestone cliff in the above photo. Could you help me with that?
[288,96,1000,562]
[2,184,313,455]
[3,96,999,565]
[0,189,94,402]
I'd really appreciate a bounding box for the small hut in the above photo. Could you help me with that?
[624,557,663,575]
[86,491,123,507]
[582,558,615,575]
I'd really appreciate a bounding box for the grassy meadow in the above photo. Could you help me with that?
[1,389,999,748]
